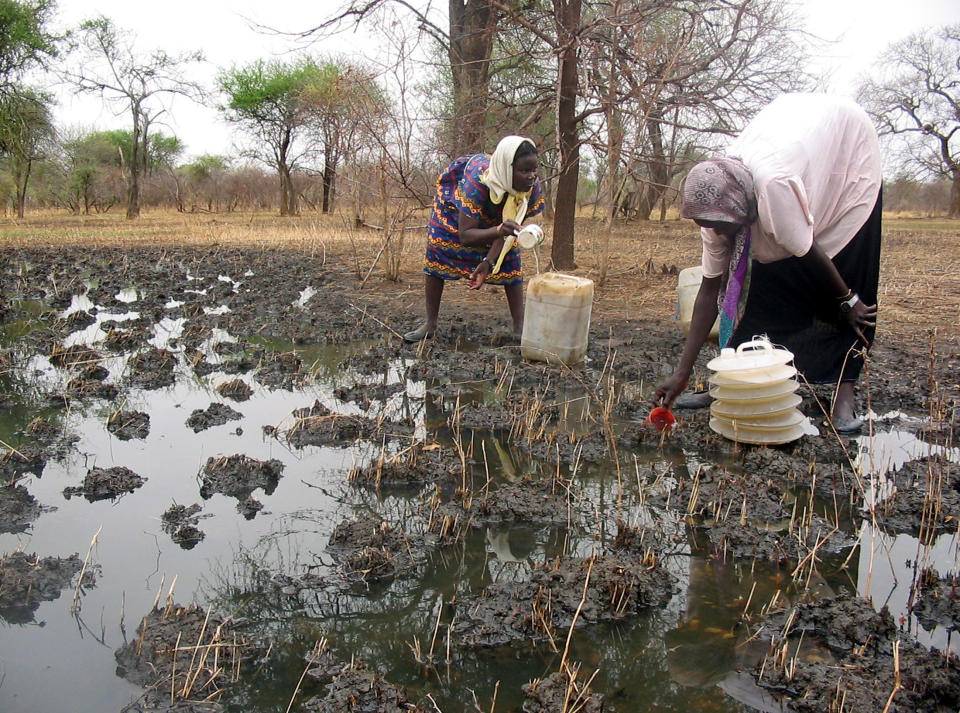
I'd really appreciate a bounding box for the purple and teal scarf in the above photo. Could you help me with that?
[681,157,758,348]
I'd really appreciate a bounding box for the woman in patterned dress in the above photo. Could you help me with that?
[403,135,544,343]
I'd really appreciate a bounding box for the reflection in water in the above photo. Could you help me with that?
[857,522,958,653]
[0,285,956,713]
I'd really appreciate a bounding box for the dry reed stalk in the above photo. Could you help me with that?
[427,597,444,663]
[285,639,328,713]
[71,524,102,613]
[880,640,902,713]
[171,631,182,704]
[0,438,28,461]
[180,606,212,697]
[559,556,596,674]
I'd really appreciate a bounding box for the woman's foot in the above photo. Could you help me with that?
[673,390,714,409]
[403,323,435,343]
[832,416,863,435]
[830,381,862,434]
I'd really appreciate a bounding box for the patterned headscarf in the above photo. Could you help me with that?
[681,158,757,225]
[681,158,758,348]
[482,135,536,223]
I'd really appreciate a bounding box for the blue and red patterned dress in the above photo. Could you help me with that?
[424,153,544,286]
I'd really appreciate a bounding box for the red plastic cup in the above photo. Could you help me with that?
[647,406,676,431]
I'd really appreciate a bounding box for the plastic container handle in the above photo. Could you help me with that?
[736,339,773,355]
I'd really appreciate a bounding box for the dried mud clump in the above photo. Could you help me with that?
[24,416,59,440]
[521,670,604,713]
[347,441,458,488]
[872,456,960,536]
[0,484,44,533]
[65,375,119,400]
[301,660,426,713]
[49,343,102,369]
[426,479,574,545]
[0,551,92,624]
[62,309,96,330]
[103,325,144,352]
[255,351,306,390]
[333,382,405,411]
[199,454,283,500]
[78,362,109,381]
[327,515,424,586]
[911,568,960,633]
[472,480,573,525]
[236,495,263,520]
[161,503,207,550]
[63,465,145,501]
[107,409,151,440]
[281,401,386,448]
[703,513,856,564]
[215,378,253,401]
[115,603,257,709]
[186,402,243,432]
[127,347,177,389]
[0,444,46,481]
[756,595,960,713]
[457,552,676,648]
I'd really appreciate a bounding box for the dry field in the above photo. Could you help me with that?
[2,209,957,348]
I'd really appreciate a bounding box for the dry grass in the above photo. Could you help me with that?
[1,208,957,346]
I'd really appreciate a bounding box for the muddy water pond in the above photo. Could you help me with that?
[0,246,958,713]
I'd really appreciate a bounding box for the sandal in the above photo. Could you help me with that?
[673,390,714,409]
[403,325,435,343]
[831,416,863,435]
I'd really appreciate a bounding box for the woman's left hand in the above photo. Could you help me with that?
[845,298,877,344]
[468,260,491,290]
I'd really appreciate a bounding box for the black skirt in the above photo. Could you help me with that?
[730,189,882,385]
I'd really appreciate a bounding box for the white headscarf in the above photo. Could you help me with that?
[482,135,536,223]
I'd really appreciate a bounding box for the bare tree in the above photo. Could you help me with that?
[582,1,812,223]
[0,87,55,217]
[295,1,500,157]
[857,23,960,217]
[64,16,204,219]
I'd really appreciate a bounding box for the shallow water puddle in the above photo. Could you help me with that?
[857,523,958,651]
[0,289,954,713]
[857,427,960,511]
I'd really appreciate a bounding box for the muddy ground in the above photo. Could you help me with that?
[0,243,957,712]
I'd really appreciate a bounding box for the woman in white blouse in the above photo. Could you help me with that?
[654,94,883,435]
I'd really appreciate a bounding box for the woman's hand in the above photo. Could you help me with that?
[499,219,522,237]
[468,259,491,290]
[844,297,877,345]
[653,372,690,407]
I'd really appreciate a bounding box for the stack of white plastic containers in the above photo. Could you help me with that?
[707,337,805,445]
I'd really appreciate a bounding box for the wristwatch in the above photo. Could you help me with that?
[839,292,860,314]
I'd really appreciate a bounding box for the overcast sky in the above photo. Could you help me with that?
[49,0,960,161]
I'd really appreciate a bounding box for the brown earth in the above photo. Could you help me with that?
[0,211,957,712]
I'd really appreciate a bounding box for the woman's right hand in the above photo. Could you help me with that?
[653,372,689,407]
[499,220,522,237]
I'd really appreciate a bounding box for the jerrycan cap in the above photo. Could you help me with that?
[706,337,794,373]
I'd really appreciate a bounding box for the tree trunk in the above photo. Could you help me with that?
[322,143,336,213]
[13,160,30,219]
[550,0,581,271]
[448,0,497,156]
[638,108,670,220]
[277,130,298,216]
[126,110,141,219]
[279,164,298,216]
[950,169,960,218]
